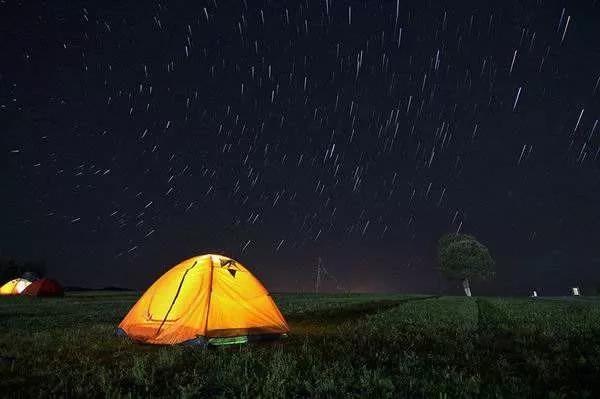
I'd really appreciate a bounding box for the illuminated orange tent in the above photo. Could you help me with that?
[117,254,289,345]
[0,278,32,295]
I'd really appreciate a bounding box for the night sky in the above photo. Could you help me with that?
[2,0,600,295]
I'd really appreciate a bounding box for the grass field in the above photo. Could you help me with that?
[2,293,600,398]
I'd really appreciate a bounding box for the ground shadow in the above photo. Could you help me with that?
[287,296,440,336]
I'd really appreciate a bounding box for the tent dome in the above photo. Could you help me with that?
[117,254,289,345]
[22,278,64,297]
[0,278,32,295]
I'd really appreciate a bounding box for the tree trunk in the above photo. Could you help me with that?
[462,278,472,297]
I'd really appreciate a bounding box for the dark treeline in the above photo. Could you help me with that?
[0,257,46,282]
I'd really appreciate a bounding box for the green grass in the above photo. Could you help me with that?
[1,293,600,397]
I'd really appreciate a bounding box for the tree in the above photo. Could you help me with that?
[438,234,494,297]
[0,257,46,282]
[0,258,19,282]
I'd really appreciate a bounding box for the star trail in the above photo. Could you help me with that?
[2,0,600,294]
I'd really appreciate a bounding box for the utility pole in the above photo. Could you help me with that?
[315,257,322,294]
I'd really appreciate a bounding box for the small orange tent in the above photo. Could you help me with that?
[117,254,289,345]
[0,278,32,295]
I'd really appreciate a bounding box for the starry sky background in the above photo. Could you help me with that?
[2,0,600,294]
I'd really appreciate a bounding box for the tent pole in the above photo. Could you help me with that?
[155,261,198,335]
[203,256,215,339]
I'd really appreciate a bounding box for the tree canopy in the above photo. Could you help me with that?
[0,257,46,282]
[438,234,494,282]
